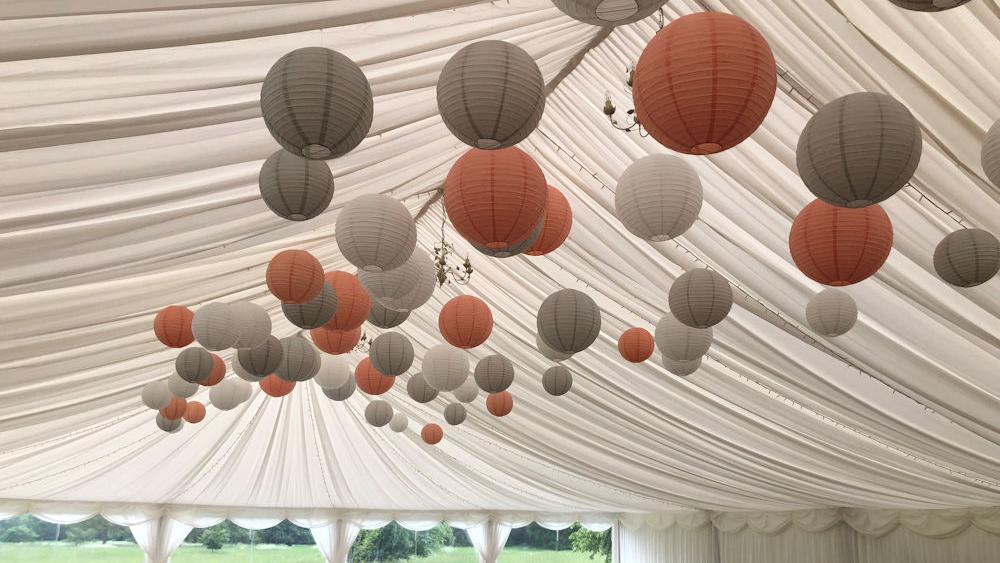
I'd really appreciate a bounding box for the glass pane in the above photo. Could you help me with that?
[348,524,476,562]
[499,524,610,563]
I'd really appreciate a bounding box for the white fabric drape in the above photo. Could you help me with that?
[465,519,513,563]
[855,525,1000,563]
[310,519,361,563]
[618,520,718,563]
[128,516,193,563]
[718,524,856,563]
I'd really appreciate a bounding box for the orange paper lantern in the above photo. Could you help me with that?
[486,391,514,417]
[618,328,654,363]
[421,423,444,445]
[183,401,206,424]
[355,358,395,395]
[789,199,893,286]
[526,186,573,256]
[444,147,547,250]
[260,374,295,397]
[153,306,195,348]
[159,396,187,420]
[633,12,776,155]
[266,249,324,304]
[310,326,362,355]
[439,295,493,349]
[323,271,371,331]
[201,354,226,386]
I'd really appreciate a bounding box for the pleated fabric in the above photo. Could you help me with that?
[368,332,414,376]
[933,229,1000,287]
[266,250,325,304]
[789,200,894,286]
[525,186,573,256]
[654,315,713,361]
[668,269,734,329]
[542,366,573,397]
[550,0,665,26]
[354,358,395,395]
[618,327,654,363]
[237,335,283,377]
[439,295,494,349]
[275,336,321,382]
[335,193,417,273]
[536,289,602,354]
[322,271,371,331]
[153,306,194,348]
[474,354,515,393]
[806,289,858,337]
[258,149,334,221]
[406,373,439,404]
[615,154,702,242]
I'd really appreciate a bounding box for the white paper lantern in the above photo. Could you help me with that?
[452,378,480,403]
[474,354,515,393]
[407,373,439,403]
[192,302,240,351]
[175,347,214,383]
[275,336,321,382]
[421,344,470,392]
[314,355,352,389]
[389,412,409,433]
[336,194,417,273]
[615,154,703,242]
[141,380,172,410]
[806,289,858,337]
[983,119,1000,189]
[542,365,573,396]
[437,40,545,149]
[368,332,414,377]
[232,355,264,382]
[663,356,701,377]
[260,47,373,159]
[210,378,248,411]
[933,229,1000,288]
[237,335,283,377]
[282,283,338,329]
[259,149,335,220]
[444,403,467,426]
[168,372,199,399]
[669,269,733,328]
[358,249,436,312]
[537,289,602,354]
[551,0,665,26]
[323,377,356,401]
[230,302,272,350]
[536,333,573,362]
[368,300,410,328]
[654,315,713,361]
[156,414,183,433]
[365,400,394,427]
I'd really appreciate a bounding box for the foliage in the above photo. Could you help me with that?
[350,522,454,562]
[257,520,314,546]
[65,527,98,544]
[569,525,611,563]
[201,526,230,551]
[0,525,39,543]
[506,523,573,551]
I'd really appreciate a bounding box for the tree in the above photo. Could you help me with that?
[570,525,611,563]
[65,527,98,545]
[258,520,312,546]
[1,525,39,543]
[201,526,230,551]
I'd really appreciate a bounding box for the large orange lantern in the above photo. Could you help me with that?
[355,358,395,395]
[201,354,226,386]
[159,396,187,420]
[633,12,776,155]
[310,326,362,355]
[486,391,514,417]
[260,374,295,398]
[266,249,324,304]
[439,295,493,349]
[323,271,371,331]
[618,328,654,363]
[153,306,195,348]
[789,199,893,286]
[421,423,444,445]
[526,186,573,256]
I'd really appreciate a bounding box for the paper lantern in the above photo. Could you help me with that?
[260,47,373,159]
[183,401,206,424]
[323,377,355,401]
[259,149,334,220]
[261,374,295,398]
[230,302,271,350]
[633,12,776,155]
[168,372,199,399]
[452,378,479,403]
[210,378,248,411]
[550,0,664,26]
[281,283,337,330]
[368,300,409,329]
[421,344,470,392]
[422,423,444,445]
[444,147,548,251]
[806,289,858,337]
[542,366,573,396]
[365,400,394,427]
[789,199,893,286]
[311,327,362,355]
[889,0,971,11]
[267,250,324,304]
[439,295,493,349]
[654,316,713,361]
[192,302,240,351]
[668,269,733,328]
[444,403,467,426]
[536,333,572,362]
[474,354,515,393]
[526,186,573,256]
[323,271,371,331]
[159,396,187,420]
[797,93,921,208]
[232,356,264,382]
[237,335,283,377]
[389,412,408,433]
[407,373,440,403]
[156,414,183,433]
[336,194,417,273]
[470,219,543,258]
[615,154,702,242]
[486,391,514,417]
[982,119,1000,189]
[175,347,214,383]
[617,328,654,363]
[537,289,602,354]
[355,358,395,395]
[933,229,1000,287]
[201,354,226,387]
[437,40,545,149]
[275,336,321,382]
[141,381,172,410]
[369,332,414,376]
[314,355,352,389]
[153,306,194,348]
[358,249,436,313]
[663,357,702,377]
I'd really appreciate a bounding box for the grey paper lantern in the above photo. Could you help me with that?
[536,333,573,362]
[368,300,410,328]
[615,154,703,242]
[168,372,199,398]
[231,302,271,350]
[797,92,921,208]
[365,400,394,427]
[259,149,334,220]
[232,355,264,382]
[806,289,858,337]
[542,365,573,396]
[210,378,247,411]
[474,354,515,393]
[336,194,417,273]
[933,229,1000,287]
[654,315,713,361]
[275,336,321,382]
[192,302,241,351]
[358,249,436,312]
[175,347,214,383]
[669,269,733,328]
[237,335,283,377]
[452,378,479,403]
[471,219,543,258]
[141,380,172,410]
[156,414,183,433]
[537,289,602,354]
[260,47,373,159]
[663,357,701,377]
[889,0,971,10]
[368,332,414,376]
[982,120,1000,189]
[389,412,409,433]
[437,40,545,149]
[421,344,470,392]
[407,373,440,403]
[282,283,338,329]
[323,377,355,401]
[444,403,467,426]
[551,0,665,26]
[314,355,352,389]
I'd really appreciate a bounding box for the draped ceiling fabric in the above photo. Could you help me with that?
[2,0,1000,528]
